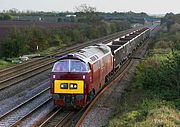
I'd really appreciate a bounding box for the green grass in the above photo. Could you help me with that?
[38,44,67,56]
[0,59,15,69]
[108,85,180,127]
[39,46,60,56]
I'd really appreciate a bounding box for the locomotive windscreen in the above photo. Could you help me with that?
[52,59,89,72]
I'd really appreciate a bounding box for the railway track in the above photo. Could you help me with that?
[0,58,56,90]
[0,87,51,127]
[39,109,75,127]
[0,57,53,81]
[0,27,143,91]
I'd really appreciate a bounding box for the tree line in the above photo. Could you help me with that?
[2,21,130,58]
[1,4,155,58]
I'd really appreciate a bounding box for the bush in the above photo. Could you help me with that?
[2,21,131,58]
[3,28,29,57]
[0,13,12,20]
[135,52,180,100]
[0,59,14,69]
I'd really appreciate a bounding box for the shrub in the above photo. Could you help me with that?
[136,53,179,93]
[2,21,130,58]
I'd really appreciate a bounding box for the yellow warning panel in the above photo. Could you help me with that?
[54,80,84,94]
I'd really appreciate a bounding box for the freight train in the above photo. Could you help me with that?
[50,26,151,108]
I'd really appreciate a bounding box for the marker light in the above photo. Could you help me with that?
[60,83,68,89]
[69,83,78,89]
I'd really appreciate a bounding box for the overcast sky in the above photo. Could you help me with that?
[0,0,179,14]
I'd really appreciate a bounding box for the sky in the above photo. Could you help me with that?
[0,0,179,14]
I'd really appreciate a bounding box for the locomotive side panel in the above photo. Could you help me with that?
[91,61,101,92]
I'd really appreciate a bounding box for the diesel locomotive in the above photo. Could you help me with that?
[50,27,151,108]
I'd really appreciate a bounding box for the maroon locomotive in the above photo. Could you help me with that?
[50,44,113,108]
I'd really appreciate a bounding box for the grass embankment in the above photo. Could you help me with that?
[0,59,15,69]
[108,26,180,127]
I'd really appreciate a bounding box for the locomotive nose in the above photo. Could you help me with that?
[54,80,84,94]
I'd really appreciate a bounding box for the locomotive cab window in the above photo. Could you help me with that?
[70,60,89,72]
[52,59,89,72]
[52,61,69,72]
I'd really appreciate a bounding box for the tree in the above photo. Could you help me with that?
[3,28,28,57]
[75,4,96,13]
[50,33,63,46]
[0,13,13,20]
[75,4,101,23]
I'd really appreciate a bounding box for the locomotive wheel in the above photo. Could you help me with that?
[88,90,95,101]
[105,76,109,83]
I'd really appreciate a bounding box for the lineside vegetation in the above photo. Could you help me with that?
[108,14,180,127]
[1,21,130,58]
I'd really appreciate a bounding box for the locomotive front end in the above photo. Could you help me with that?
[50,56,91,108]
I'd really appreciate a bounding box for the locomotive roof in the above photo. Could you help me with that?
[61,44,111,64]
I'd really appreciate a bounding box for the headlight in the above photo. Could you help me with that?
[60,83,68,89]
[69,83,78,89]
